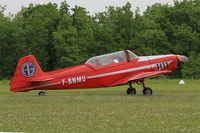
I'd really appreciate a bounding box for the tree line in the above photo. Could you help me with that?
[0,0,200,79]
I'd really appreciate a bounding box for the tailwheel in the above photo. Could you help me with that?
[143,87,153,95]
[38,91,46,96]
[127,87,136,95]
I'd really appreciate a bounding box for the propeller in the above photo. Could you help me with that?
[176,55,188,62]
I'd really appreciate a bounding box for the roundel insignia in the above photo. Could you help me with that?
[21,62,36,77]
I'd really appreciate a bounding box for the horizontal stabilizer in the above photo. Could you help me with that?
[28,77,54,82]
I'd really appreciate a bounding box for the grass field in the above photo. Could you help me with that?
[0,79,200,132]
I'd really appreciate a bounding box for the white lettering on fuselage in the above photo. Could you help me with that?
[62,76,87,85]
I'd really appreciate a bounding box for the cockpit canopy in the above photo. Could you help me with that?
[85,50,138,67]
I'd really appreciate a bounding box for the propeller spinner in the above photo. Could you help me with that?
[177,55,188,62]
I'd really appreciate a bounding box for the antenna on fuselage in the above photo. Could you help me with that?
[28,48,32,55]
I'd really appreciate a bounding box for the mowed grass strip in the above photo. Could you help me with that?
[0,79,200,132]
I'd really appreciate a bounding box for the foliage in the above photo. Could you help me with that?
[182,54,200,79]
[0,0,200,78]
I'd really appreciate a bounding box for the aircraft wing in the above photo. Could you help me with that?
[110,70,172,86]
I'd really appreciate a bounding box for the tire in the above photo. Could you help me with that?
[127,87,136,95]
[38,91,45,96]
[143,87,153,95]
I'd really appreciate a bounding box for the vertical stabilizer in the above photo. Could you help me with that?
[10,55,44,92]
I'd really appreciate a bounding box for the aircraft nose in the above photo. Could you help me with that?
[176,55,188,62]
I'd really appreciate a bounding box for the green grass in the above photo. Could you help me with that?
[0,79,200,132]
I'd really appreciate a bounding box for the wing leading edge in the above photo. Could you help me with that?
[109,70,172,87]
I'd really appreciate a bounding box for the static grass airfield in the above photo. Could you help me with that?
[0,79,200,132]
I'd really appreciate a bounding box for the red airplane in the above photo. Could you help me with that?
[10,50,188,96]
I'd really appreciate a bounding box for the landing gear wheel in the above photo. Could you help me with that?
[38,91,45,96]
[143,87,153,95]
[127,87,136,95]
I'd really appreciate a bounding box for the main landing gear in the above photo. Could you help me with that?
[38,91,46,96]
[127,82,136,95]
[126,80,153,95]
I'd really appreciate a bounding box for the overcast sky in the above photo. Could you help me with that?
[1,0,174,15]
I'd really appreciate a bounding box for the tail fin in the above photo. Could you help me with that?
[10,55,44,92]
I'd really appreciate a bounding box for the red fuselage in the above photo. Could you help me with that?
[13,54,177,92]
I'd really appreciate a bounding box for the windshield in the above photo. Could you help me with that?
[127,50,138,61]
[85,50,138,67]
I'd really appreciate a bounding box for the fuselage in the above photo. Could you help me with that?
[29,54,177,91]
